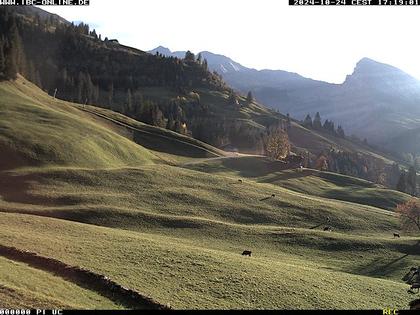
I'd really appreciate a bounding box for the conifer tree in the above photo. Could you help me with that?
[337,125,345,138]
[4,41,18,80]
[286,113,291,130]
[313,112,322,130]
[0,38,5,79]
[246,91,253,103]
[184,50,195,63]
[407,165,417,196]
[303,114,313,128]
[126,88,132,113]
[397,171,407,193]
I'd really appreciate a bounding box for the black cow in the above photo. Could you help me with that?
[242,250,252,257]
[394,233,400,238]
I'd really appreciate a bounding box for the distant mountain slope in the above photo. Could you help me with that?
[151,47,420,151]
[149,46,247,75]
[251,58,420,145]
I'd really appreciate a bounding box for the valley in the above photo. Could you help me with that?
[0,77,418,309]
[0,5,419,310]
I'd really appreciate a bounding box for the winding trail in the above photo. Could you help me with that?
[0,245,170,310]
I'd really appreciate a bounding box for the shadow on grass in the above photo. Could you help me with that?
[350,240,420,278]
[0,171,83,206]
[133,130,213,158]
[310,223,326,230]
[261,169,316,184]
[219,157,290,178]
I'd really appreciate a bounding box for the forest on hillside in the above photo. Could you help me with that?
[0,6,418,194]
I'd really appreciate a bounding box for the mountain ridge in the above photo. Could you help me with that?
[149,46,420,152]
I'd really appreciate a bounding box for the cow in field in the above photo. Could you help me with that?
[409,299,420,310]
[242,250,252,257]
[394,233,400,238]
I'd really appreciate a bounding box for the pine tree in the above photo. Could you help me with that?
[27,60,35,83]
[3,15,23,80]
[337,125,345,138]
[0,37,5,79]
[184,50,195,63]
[8,17,25,76]
[286,113,291,130]
[397,171,407,193]
[108,82,114,108]
[313,112,322,130]
[407,165,417,196]
[126,88,132,113]
[246,91,253,103]
[303,114,313,128]
[4,41,18,80]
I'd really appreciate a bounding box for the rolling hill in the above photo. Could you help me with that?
[0,77,418,310]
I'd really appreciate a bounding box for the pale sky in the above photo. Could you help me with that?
[39,1,420,84]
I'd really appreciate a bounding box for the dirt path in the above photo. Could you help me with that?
[0,245,170,310]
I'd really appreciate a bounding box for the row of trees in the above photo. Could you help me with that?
[303,112,345,138]
[312,148,393,186]
[0,10,24,80]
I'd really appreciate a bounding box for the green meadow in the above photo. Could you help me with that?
[0,77,418,309]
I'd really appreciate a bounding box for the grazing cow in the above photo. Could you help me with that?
[271,194,275,198]
[323,226,331,231]
[242,250,252,257]
[394,233,400,238]
[409,299,420,310]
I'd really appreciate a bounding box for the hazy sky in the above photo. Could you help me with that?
[40,1,420,83]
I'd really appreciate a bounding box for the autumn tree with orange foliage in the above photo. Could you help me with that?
[396,198,420,234]
[263,126,290,160]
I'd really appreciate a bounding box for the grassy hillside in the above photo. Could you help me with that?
[75,104,227,164]
[0,78,418,310]
[0,77,225,169]
[0,212,416,309]
[0,77,156,169]
[183,156,409,210]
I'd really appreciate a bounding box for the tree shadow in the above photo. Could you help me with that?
[309,223,326,230]
[261,169,316,184]
[0,171,82,206]
[350,240,420,278]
